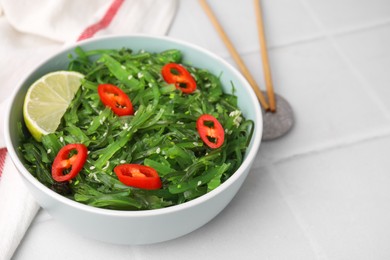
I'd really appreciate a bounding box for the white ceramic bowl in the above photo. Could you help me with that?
[4,35,262,245]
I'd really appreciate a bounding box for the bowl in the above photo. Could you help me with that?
[4,35,262,245]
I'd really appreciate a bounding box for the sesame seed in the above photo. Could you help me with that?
[102,161,110,170]
[88,172,99,182]
[229,110,241,117]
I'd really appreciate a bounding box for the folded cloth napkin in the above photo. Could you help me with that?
[0,0,178,259]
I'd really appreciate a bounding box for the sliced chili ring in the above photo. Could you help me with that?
[114,164,162,190]
[161,63,197,94]
[52,143,88,182]
[98,84,134,116]
[196,114,225,149]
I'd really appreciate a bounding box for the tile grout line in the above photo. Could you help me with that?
[298,0,390,120]
[327,42,390,121]
[270,125,390,165]
[218,34,326,60]
[268,34,325,49]
[266,17,390,51]
[267,166,330,260]
[330,17,390,38]
[232,15,390,59]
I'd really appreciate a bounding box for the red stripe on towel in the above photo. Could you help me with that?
[0,148,7,178]
[77,0,125,41]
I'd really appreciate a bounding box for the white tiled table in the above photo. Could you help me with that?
[14,0,390,259]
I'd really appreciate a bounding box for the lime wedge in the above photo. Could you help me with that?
[23,71,84,141]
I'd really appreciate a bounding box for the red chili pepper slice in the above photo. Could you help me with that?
[196,114,225,149]
[114,164,162,190]
[52,143,88,182]
[161,63,197,94]
[98,84,134,116]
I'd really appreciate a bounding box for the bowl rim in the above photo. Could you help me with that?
[4,34,263,217]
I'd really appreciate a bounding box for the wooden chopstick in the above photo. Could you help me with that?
[254,0,276,112]
[198,0,270,111]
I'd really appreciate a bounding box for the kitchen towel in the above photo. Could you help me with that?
[0,0,178,259]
